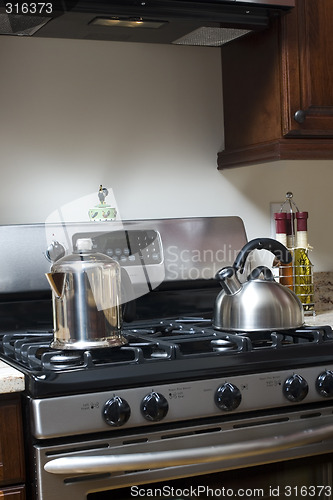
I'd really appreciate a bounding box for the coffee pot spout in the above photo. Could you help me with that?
[45,272,66,299]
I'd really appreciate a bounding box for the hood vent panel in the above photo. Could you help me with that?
[0,0,295,46]
[174,27,251,46]
[0,13,50,36]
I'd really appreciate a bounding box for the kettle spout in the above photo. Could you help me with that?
[45,272,66,299]
[215,267,242,295]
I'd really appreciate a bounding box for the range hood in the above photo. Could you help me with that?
[0,0,295,47]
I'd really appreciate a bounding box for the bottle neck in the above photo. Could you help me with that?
[296,230,309,249]
[286,235,294,249]
[275,233,288,247]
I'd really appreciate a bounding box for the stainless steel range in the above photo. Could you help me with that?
[1,217,333,500]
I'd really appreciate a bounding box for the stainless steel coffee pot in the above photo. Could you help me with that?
[213,238,304,332]
[46,238,127,349]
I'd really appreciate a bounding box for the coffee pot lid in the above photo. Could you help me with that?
[76,238,93,252]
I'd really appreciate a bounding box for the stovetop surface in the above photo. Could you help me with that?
[1,318,333,398]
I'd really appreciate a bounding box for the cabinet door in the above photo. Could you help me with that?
[0,396,25,486]
[218,0,333,168]
[284,0,333,136]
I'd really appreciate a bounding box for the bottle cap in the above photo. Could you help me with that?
[274,212,287,233]
[296,211,308,231]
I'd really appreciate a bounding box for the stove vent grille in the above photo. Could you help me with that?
[173,27,251,46]
[0,13,50,35]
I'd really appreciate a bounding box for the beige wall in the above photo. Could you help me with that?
[0,36,332,271]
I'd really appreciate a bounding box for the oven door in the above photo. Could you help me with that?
[86,456,333,500]
[37,407,333,500]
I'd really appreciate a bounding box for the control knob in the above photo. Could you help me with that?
[215,382,242,411]
[316,370,333,397]
[103,396,131,427]
[283,374,308,402]
[141,392,169,421]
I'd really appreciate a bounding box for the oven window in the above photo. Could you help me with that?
[88,454,333,500]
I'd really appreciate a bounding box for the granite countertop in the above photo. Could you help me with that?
[305,310,333,328]
[307,271,333,328]
[0,361,25,394]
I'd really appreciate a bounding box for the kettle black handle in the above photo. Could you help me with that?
[234,238,292,273]
[247,266,275,282]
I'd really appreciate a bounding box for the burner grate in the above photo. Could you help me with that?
[0,322,333,374]
[39,347,139,371]
[0,330,178,371]
[2,331,53,361]
[243,325,333,349]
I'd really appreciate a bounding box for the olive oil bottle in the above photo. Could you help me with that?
[293,212,314,313]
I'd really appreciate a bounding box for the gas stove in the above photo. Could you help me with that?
[1,217,333,500]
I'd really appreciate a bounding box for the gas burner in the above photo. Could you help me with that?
[211,338,244,352]
[49,353,82,364]
[45,352,84,370]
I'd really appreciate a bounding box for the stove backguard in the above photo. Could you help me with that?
[0,217,248,328]
[0,216,247,293]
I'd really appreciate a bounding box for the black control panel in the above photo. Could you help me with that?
[73,229,163,266]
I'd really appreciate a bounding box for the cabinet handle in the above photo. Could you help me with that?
[294,110,306,124]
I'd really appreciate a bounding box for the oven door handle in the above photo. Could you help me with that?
[44,423,333,474]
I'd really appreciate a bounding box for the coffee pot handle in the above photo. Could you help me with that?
[234,238,292,274]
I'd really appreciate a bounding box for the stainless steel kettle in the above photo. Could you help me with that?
[213,238,304,332]
[46,238,127,349]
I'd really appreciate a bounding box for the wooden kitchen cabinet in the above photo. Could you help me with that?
[217,0,333,169]
[0,486,25,499]
[0,395,25,498]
